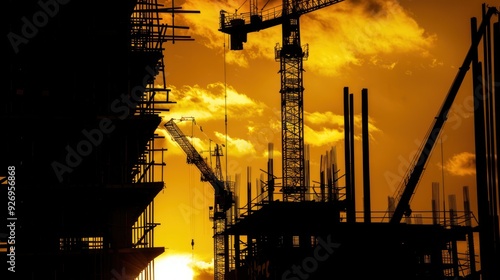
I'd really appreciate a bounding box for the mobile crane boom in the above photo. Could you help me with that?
[164,118,233,280]
[164,118,231,211]
[390,6,498,224]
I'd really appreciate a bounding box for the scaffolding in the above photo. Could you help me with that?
[129,1,198,279]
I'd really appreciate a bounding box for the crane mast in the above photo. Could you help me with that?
[277,3,307,201]
[220,0,344,202]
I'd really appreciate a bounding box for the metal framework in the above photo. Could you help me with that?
[220,0,344,202]
[130,2,199,279]
[275,14,308,201]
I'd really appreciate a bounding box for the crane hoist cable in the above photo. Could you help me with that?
[261,0,271,11]
[236,0,248,13]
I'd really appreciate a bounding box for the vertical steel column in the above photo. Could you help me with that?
[320,154,326,202]
[432,182,440,225]
[482,7,500,259]
[362,88,371,223]
[268,143,275,202]
[491,14,500,280]
[471,16,492,280]
[344,87,354,222]
[349,93,355,222]
[494,20,500,270]
[247,166,253,261]
[463,186,477,274]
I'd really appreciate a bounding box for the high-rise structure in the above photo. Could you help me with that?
[1,1,194,278]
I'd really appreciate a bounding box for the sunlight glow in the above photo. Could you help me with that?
[155,254,194,280]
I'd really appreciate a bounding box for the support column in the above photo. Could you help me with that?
[362,88,371,223]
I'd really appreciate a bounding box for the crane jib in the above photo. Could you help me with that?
[218,0,345,50]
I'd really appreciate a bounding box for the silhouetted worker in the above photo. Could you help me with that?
[191,239,194,250]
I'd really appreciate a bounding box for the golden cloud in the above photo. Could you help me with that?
[192,258,214,280]
[214,131,258,157]
[305,126,344,146]
[160,82,265,122]
[305,111,381,146]
[444,152,476,176]
[179,0,436,74]
[301,0,436,75]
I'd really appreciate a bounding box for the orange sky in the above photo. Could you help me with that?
[150,0,496,277]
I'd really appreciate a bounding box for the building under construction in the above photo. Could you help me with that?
[215,2,500,280]
[2,0,197,279]
[2,1,499,280]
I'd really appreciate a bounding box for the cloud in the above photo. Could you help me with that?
[302,0,436,75]
[192,258,214,280]
[214,131,257,157]
[304,111,382,146]
[306,111,345,126]
[179,0,436,75]
[305,126,344,147]
[444,152,476,176]
[159,82,265,122]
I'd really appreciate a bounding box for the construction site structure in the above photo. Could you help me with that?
[1,1,197,279]
[219,0,345,202]
[218,3,499,280]
[164,118,234,280]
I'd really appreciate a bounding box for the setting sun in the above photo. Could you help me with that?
[155,254,194,280]
[154,254,214,280]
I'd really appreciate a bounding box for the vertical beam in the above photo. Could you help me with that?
[432,182,440,225]
[305,144,310,199]
[343,87,353,222]
[247,166,252,255]
[387,196,395,219]
[464,186,477,275]
[331,147,339,203]
[247,166,252,211]
[224,219,229,276]
[320,154,326,202]
[448,194,458,226]
[492,16,500,280]
[362,88,371,223]
[267,142,275,202]
[447,195,460,277]
[349,93,356,222]
[495,14,500,239]
[483,6,500,258]
[471,16,492,280]
[327,151,333,202]
[463,186,472,227]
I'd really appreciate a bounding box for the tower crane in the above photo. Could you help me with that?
[219,0,344,202]
[164,118,232,280]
